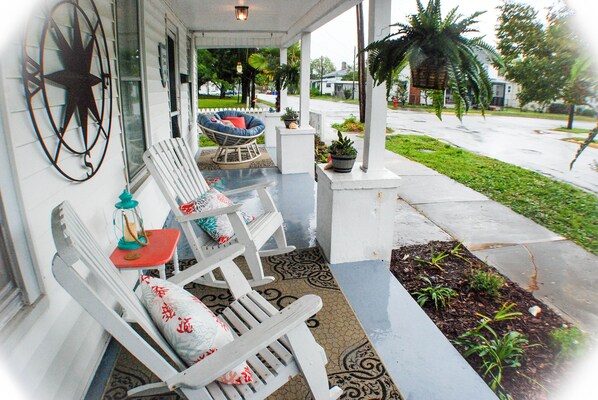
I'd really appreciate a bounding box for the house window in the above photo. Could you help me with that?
[326,83,331,88]
[116,0,147,184]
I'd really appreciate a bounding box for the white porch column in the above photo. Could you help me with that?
[279,47,288,111]
[299,32,311,127]
[362,0,392,172]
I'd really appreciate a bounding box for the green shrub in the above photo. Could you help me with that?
[468,269,505,298]
[310,87,321,97]
[580,108,597,117]
[550,325,586,358]
[343,88,352,99]
[548,103,569,115]
[413,276,457,310]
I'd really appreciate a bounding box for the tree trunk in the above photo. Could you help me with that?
[567,104,575,130]
[356,3,366,123]
[275,77,281,112]
[251,75,256,108]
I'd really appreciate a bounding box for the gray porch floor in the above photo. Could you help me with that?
[188,167,497,400]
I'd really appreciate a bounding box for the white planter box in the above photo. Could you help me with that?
[316,164,401,264]
[276,126,315,176]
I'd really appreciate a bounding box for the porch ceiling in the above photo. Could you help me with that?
[166,0,362,48]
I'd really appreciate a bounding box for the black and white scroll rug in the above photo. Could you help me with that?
[102,248,403,399]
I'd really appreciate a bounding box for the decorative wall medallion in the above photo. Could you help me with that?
[23,0,112,182]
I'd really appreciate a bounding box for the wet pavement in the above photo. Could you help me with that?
[260,94,597,193]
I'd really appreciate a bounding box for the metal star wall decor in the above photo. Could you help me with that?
[23,0,112,182]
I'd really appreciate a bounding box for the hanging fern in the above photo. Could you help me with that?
[364,0,502,120]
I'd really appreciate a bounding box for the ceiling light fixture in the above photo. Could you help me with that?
[235,6,249,21]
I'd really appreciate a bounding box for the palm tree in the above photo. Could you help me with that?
[249,45,300,112]
[365,0,502,120]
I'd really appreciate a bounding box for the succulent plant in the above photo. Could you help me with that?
[329,131,357,157]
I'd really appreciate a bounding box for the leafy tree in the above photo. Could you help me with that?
[310,56,336,95]
[196,49,239,98]
[497,1,595,118]
[310,57,336,80]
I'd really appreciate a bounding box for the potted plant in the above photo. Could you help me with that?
[364,0,502,120]
[280,107,299,128]
[329,131,357,173]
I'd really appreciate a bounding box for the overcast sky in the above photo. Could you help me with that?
[311,0,598,70]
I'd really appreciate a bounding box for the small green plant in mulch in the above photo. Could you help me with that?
[332,114,394,133]
[315,135,329,163]
[413,276,457,310]
[454,303,537,397]
[385,135,598,255]
[468,269,505,298]
[549,325,586,358]
[414,247,450,271]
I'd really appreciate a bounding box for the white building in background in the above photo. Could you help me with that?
[311,61,351,95]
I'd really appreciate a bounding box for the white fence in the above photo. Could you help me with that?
[198,107,269,117]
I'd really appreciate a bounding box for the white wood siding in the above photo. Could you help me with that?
[0,0,197,398]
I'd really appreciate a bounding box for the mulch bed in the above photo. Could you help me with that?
[390,240,578,400]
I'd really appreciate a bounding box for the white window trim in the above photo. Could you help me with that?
[115,0,150,192]
[0,65,43,328]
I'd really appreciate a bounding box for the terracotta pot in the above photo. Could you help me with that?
[330,154,356,173]
[411,58,448,90]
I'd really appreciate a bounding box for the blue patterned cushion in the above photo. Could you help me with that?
[179,188,254,244]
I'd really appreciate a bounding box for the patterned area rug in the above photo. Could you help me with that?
[102,248,403,399]
[198,148,276,171]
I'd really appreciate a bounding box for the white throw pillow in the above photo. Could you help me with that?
[139,275,253,384]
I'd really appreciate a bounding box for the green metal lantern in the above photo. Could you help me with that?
[113,189,148,250]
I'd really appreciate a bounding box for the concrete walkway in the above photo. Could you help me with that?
[382,147,598,335]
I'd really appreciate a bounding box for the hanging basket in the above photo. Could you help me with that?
[411,58,448,90]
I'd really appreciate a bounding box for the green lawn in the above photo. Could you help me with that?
[386,135,598,255]
[553,127,591,134]
[199,135,264,148]
[199,94,274,109]
[387,104,596,122]
[198,95,245,109]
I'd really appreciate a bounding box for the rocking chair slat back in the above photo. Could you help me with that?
[151,138,210,206]
[51,202,186,376]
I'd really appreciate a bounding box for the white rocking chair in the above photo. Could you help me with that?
[51,201,342,400]
[143,138,295,288]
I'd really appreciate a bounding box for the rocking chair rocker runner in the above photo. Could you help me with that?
[51,201,342,399]
[143,138,295,288]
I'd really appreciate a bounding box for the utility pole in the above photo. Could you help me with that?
[319,56,324,95]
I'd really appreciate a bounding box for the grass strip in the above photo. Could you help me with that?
[553,127,591,134]
[386,135,598,254]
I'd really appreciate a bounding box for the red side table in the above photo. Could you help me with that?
[110,229,180,279]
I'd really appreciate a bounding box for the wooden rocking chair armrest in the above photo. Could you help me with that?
[222,181,274,196]
[166,294,323,390]
[175,204,242,223]
[166,244,246,287]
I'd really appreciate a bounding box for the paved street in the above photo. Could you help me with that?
[260,94,597,193]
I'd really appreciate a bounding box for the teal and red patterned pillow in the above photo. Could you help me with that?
[179,188,255,244]
[139,275,253,385]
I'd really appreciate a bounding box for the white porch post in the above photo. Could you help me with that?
[299,32,311,127]
[362,0,392,172]
[279,47,288,111]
